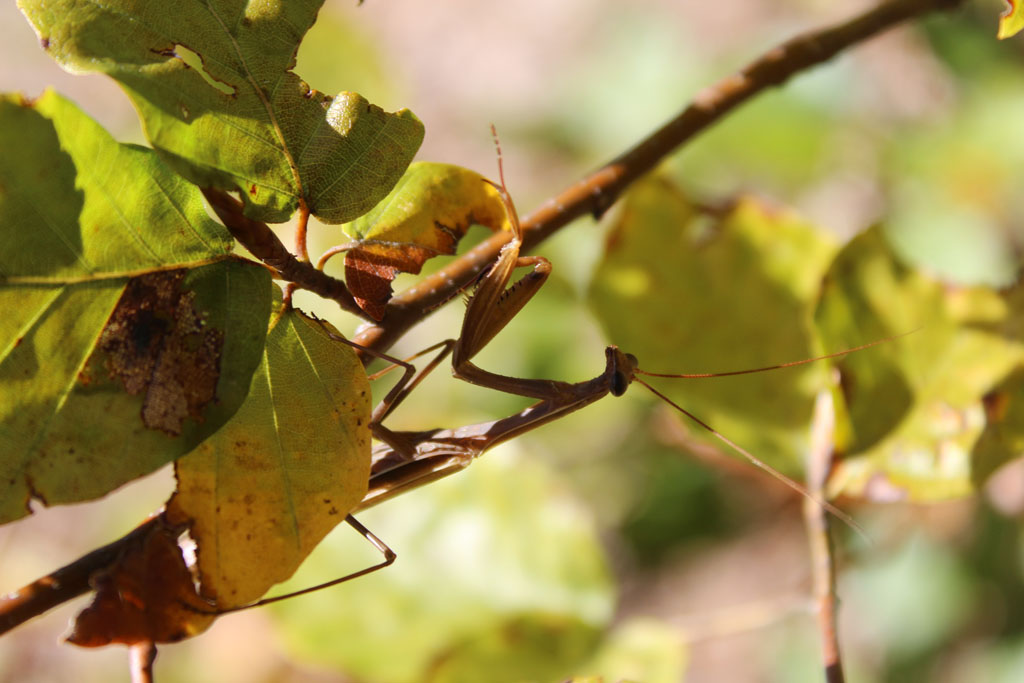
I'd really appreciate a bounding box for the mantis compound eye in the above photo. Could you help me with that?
[606,347,638,397]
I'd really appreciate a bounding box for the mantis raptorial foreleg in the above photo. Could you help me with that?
[449,131,580,402]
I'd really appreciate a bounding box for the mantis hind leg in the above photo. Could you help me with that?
[197,516,395,615]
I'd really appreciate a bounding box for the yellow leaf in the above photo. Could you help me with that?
[999,0,1024,39]
[166,306,372,609]
[338,162,509,319]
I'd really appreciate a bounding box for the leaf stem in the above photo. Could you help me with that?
[295,201,311,263]
[129,642,157,683]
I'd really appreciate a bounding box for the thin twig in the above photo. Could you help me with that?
[129,642,157,683]
[200,188,367,319]
[804,388,845,683]
[0,517,161,636]
[0,0,962,638]
[295,200,311,263]
[353,0,964,354]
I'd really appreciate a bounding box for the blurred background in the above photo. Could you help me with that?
[2,0,1024,681]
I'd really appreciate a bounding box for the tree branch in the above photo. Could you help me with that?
[0,0,962,638]
[201,188,368,320]
[0,516,160,636]
[353,0,964,353]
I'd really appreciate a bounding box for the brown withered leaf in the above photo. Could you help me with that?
[344,244,436,321]
[338,162,509,320]
[66,518,214,647]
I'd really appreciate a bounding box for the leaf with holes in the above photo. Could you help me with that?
[588,178,838,475]
[18,0,424,224]
[165,306,371,610]
[337,162,510,319]
[0,91,272,524]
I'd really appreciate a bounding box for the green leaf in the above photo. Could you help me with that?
[425,614,603,683]
[166,306,371,609]
[815,228,1024,501]
[588,178,838,474]
[269,453,614,683]
[0,91,233,280]
[0,91,272,523]
[338,162,509,320]
[18,0,424,224]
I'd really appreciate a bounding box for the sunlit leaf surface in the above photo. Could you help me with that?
[18,0,424,223]
[815,228,1024,501]
[589,178,838,474]
[167,306,372,609]
[999,1,1024,39]
[0,91,271,523]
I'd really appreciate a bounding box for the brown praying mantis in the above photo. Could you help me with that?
[206,130,883,615]
[0,135,886,635]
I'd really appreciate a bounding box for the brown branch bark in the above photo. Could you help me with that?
[201,188,367,320]
[130,642,157,683]
[0,516,160,636]
[0,0,963,639]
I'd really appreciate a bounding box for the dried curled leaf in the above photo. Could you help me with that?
[338,162,510,319]
[67,519,213,647]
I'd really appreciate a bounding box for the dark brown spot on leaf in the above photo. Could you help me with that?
[99,271,223,436]
[249,183,257,197]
